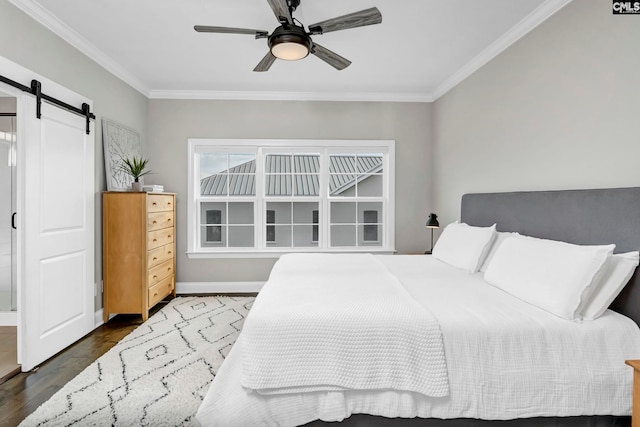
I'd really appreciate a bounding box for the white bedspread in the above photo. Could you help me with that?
[240,253,449,397]
[197,255,640,427]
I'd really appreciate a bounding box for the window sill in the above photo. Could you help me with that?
[186,248,397,259]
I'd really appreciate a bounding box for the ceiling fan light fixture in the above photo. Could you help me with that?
[269,27,311,61]
[271,41,309,61]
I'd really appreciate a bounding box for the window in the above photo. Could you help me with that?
[187,139,395,257]
[363,210,379,242]
[205,209,222,243]
[312,210,319,243]
[266,210,276,243]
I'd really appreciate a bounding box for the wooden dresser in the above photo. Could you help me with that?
[627,360,640,427]
[103,192,176,322]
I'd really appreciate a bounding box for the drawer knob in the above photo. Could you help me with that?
[153,257,158,261]
[152,220,157,224]
[168,251,172,254]
[153,292,158,297]
[167,267,171,271]
[153,238,157,242]
[152,202,157,206]
[153,275,157,280]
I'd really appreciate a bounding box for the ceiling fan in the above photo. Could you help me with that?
[194,0,382,72]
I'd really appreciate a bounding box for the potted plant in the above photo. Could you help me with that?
[121,156,151,191]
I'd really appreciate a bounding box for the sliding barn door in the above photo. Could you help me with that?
[20,97,95,371]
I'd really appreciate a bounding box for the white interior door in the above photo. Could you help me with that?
[20,98,95,371]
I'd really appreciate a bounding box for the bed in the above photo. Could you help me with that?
[196,187,640,427]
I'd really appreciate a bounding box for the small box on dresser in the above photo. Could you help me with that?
[103,192,176,322]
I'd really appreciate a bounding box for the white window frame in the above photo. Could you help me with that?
[187,139,395,258]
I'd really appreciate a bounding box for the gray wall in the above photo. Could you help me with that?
[0,1,149,309]
[147,100,434,282]
[433,0,640,227]
[7,0,630,290]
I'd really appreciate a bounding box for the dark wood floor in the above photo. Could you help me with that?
[0,306,164,427]
[0,326,20,385]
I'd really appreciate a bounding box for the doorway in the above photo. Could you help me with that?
[0,93,19,381]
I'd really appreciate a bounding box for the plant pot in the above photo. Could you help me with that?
[131,181,143,192]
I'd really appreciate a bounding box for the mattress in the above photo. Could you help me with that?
[196,255,640,426]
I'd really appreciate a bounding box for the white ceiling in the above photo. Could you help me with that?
[10,0,571,102]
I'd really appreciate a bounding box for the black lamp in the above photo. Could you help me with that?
[425,213,440,254]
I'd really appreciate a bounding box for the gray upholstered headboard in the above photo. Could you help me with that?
[461,187,640,326]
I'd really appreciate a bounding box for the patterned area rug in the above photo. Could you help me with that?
[19,296,254,427]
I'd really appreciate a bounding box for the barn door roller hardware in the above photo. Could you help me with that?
[0,74,95,135]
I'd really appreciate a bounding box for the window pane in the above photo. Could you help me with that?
[201,225,226,246]
[293,225,319,247]
[265,154,291,173]
[293,154,319,173]
[359,225,382,246]
[329,155,357,196]
[201,202,226,225]
[329,155,356,174]
[266,202,292,224]
[294,174,319,196]
[357,154,383,173]
[205,210,222,243]
[265,174,292,196]
[361,210,380,244]
[329,173,357,196]
[331,202,356,223]
[201,174,227,196]
[200,153,256,197]
[228,202,253,225]
[357,173,383,197]
[358,202,383,223]
[293,202,318,224]
[331,225,356,246]
[229,174,255,196]
[229,154,256,170]
[200,153,229,177]
[269,225,292,247]
[312,210,319,242]
[228,226,254,247]
[266,210,275,242]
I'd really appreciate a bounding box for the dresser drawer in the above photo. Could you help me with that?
[147,194,174,213]
[147,243,174,269]
[148,259,174,287]
[148,275,173,308]
[148,211,174,231]
[148,227,174,250]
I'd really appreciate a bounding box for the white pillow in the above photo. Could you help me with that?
[479,231,520,272]
[578,251,639,320]
[483,235,615,320]
[432,222,497,273]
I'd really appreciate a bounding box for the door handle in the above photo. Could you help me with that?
[11,212,16,229]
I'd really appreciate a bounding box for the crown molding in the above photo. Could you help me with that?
[9,0,150,97]
[148,89,434,103]
[431,0,573,101]
[11,0,570,103]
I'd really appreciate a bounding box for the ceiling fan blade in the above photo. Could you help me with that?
[194,25,268,37]
[266,0,292,24]
[253,51,277,72]
[311,43,351,71]
[308,7,382,34]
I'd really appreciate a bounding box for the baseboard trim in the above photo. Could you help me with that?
[0,311,17,326]
[177,281,265,294]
